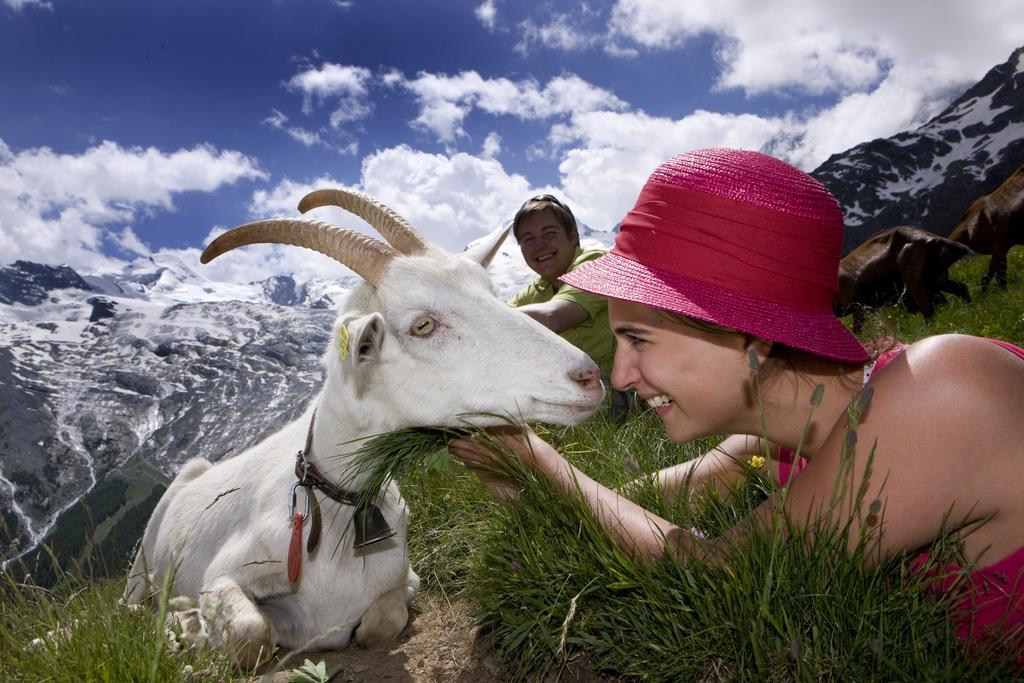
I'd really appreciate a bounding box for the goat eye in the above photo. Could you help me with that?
[410,316,437,337]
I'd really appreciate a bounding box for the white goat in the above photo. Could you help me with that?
[123,189,605,668]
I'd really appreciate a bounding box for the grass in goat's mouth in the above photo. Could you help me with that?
[345,427,467,504]
[339,420,534,511]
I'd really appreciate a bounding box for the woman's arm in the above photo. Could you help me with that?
[452,427,706,563]
[629,434,781,503]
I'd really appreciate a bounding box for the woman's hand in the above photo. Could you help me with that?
[450,425,550,504]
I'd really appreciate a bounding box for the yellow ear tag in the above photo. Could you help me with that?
[337,326,349,360]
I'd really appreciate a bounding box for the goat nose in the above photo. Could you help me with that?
[569,366,601,390]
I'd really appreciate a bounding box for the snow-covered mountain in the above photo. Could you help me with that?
[812,45,1024,253]
[0,258,336,561]
[0,230,615,564]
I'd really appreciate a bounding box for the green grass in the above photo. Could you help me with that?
[0,560,237,682]
[2,251,1021,681]
[853,249,1024,344]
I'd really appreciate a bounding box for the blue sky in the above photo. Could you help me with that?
[2,0,1022,284]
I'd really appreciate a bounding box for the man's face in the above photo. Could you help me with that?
[517,208,578,282]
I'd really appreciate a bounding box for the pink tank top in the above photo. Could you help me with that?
[776,337,1024,652]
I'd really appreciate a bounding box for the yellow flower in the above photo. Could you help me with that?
[749,455,765,469]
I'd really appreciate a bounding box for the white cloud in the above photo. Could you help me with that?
[412,99,471,144]
[193,174,370,285]
[515,7,604,55]
[285,63,373,127]
[3,0,51,10]
[475,0,497,31]
[286,63,371,103]
[263,108,360,155]
[476,1,1021,169]
[381,68,404,88]
[262,109,323,147]
[607,1,1024,93]
[263,109,288,129]
[550,109,792,229]
[249,175,346,217]
[210,149,541,283]
[773,64,962,169]
[286,127,324,147]
[394,70,628,143]
[192,229,354,285]
[111,227,152,257]
[602,41,639,59]
[233,102,788,279]
[328,99,371,127]
[0,138,266,270]
[358,145,537,252]
[481,132,502,159]
[604,0,1024,167]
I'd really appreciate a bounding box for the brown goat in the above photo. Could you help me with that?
[949,164,1024,289]
[836,225,972,330]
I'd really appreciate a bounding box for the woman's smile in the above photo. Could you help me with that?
[645,394,674,416]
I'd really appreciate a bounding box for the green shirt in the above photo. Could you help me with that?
[508,248,616,376]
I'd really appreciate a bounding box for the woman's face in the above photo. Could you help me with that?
[608,299,755,443]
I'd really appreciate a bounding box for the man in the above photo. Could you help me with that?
[508,195,631,418]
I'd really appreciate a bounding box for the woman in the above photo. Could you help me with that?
[452,148,1024,647]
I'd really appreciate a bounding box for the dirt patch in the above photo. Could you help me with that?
[255,596,506,682]
[254,595,613,682]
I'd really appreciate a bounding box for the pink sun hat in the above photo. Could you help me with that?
[561,148,869,363]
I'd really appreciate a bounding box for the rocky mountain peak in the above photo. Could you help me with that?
[812,45,1024,253]
[0,261,94,306]
[257,274,300,306]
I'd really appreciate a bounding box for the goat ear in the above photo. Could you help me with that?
[461,225,511,268]
[354,313,385,363]
[339,313,386,366]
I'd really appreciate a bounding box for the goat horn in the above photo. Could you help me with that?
[200,218,398,286]
[297,189,428,256]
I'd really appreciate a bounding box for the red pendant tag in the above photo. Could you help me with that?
[287,512,304,584]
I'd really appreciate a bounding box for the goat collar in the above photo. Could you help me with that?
[288,409,397,583]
